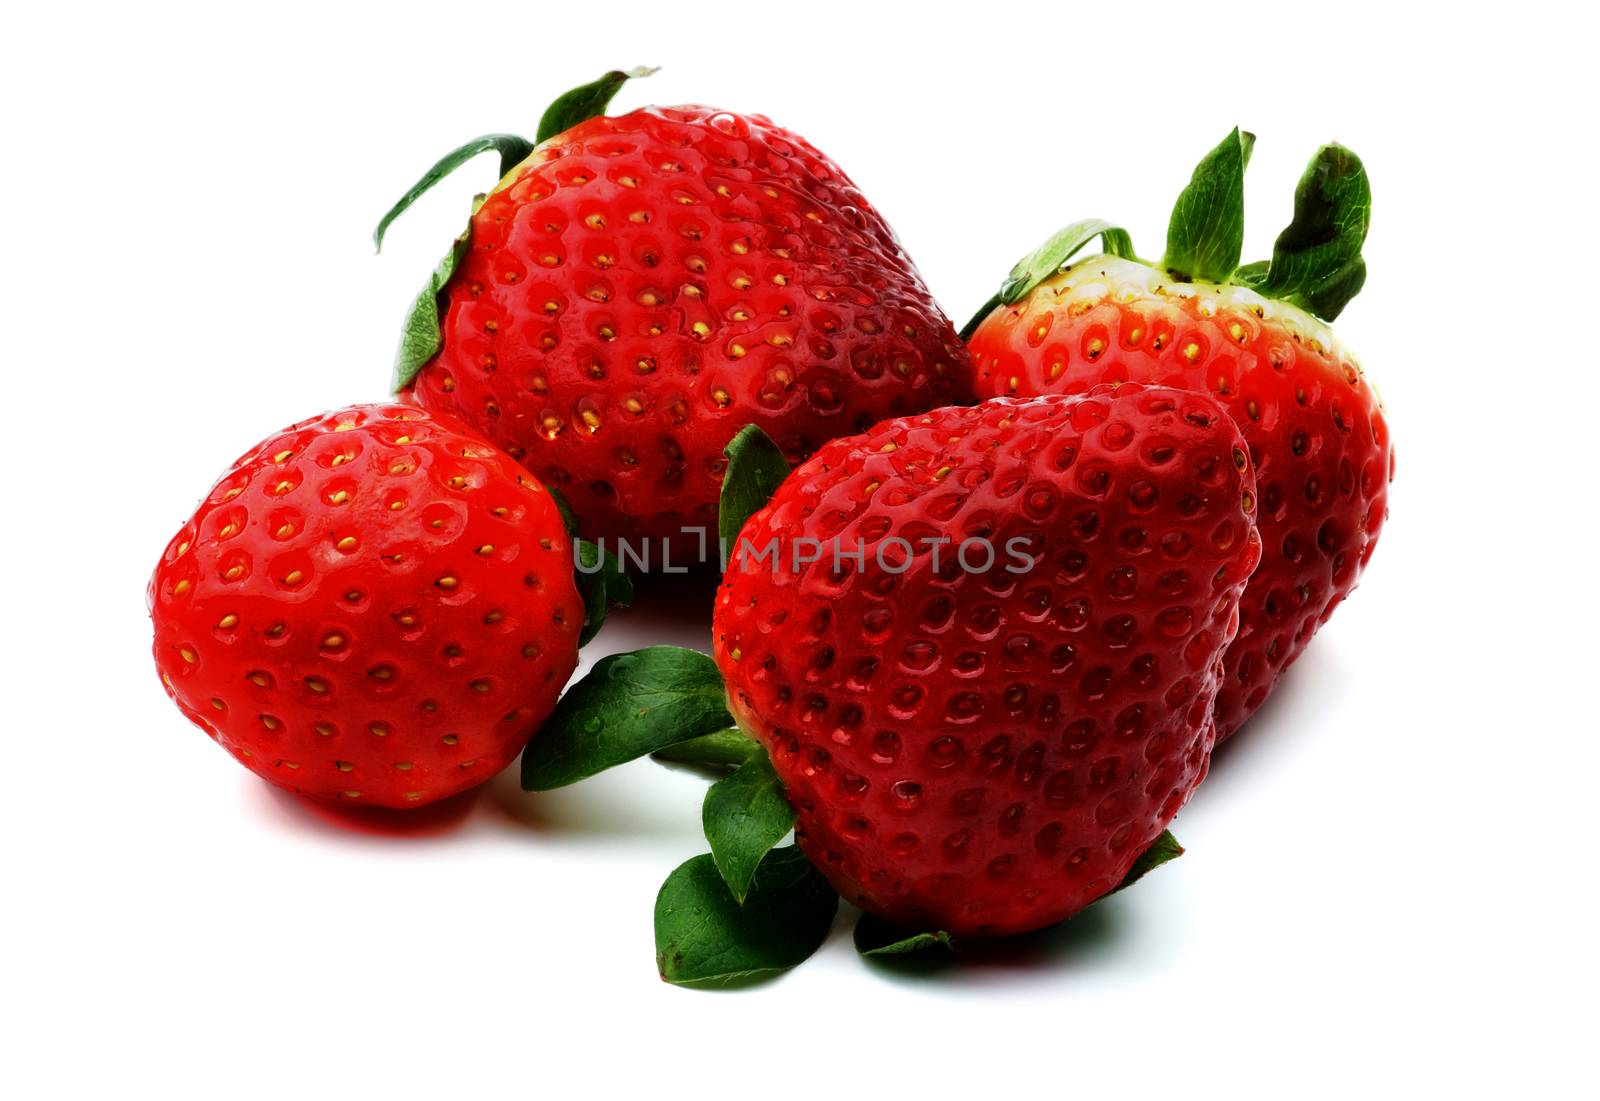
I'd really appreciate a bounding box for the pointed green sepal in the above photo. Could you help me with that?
[520,647,732,791]
[960,218,1134,340]
[703,750,796,903]
[853,914,956,956]
[651,728,761,768]
[537,66,657,143]
[544,485,581,537]
[1241,143,1371,320]
[1163,127,1255,284]
[1233,259,1270,284]
[530,480,631,645]
[1107,829,1185,895]
[718,424,790,569]
[575,538,633,647]
[373,134,534,252]
[391,223,471,392]
[655,847,838,986]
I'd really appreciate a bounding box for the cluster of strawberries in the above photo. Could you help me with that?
[149,70,1390,982]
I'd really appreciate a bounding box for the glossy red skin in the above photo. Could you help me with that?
[148,404,582,808]
[968,259,1392,738]
[714,387,1261,936]
[411,105,974,553]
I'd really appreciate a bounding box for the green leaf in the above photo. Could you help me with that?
[957,293,1004,343]
[1107,829,1185,895]
[1247,143,1371,320]
[536,66,658,143]
[655,847,839,986]
[575,539,633,647]
[373,133,535,253]
[853,914,956,956]
[703,751,796,903]
[1163,127,1255,284]
[1299,257,1366,322]
[998,217,1139,302]
[718,424,790,569]
[998,218,1136,304]
[961,219,1135,340]
[391,225,470,392]
[521,647,731,791]
[545,485,580,537]
[1232,259,1270,285]
[652,728,760,768]
[546,488,629,646]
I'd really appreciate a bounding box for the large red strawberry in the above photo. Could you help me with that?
[521,386,1260,978]
[713,388,1260,935]
[148,404,587,808]
[378,68,973,557]
[965,132,1391,738]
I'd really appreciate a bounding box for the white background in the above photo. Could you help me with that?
[4,2,1595,1097]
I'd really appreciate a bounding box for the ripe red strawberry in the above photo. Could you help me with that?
[710,387,1260,936]
[965,132,1391,738]
[148,404,583,808]
[378,68,974,554]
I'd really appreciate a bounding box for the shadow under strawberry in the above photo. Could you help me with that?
[854,898,1126,982]
[259,783,483,840]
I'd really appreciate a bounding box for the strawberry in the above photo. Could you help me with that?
[377,68,974,556]
[148,403,586,808]
[522,385,1261,973]
[964,132,1391,738]
[712,387,1260,935]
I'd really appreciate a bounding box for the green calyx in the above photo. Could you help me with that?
[1163,127,1256,284]
[964,130,1371,334]
[854,916,955,956]
[537,66,658,144]
[517,643,799,908]
[520,646,734,792]
[1235,143,1371,320]
[656,847,838,986]
[520,635,1190,984]
[543,486,632,647]
[375,67,657,392]
[718,424,791,569]
[517,422,1190,984]
[958,219,1135,341]
[573,535,632,648]
[517,644,833,985]
[372,135,534,255]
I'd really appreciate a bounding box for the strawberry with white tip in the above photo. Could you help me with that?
[964,131,1392,739]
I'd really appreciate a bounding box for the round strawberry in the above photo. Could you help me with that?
[377,68,974,555]
[148,404,584,808]
[965,132,1391,738]
[712,388,1260,935]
